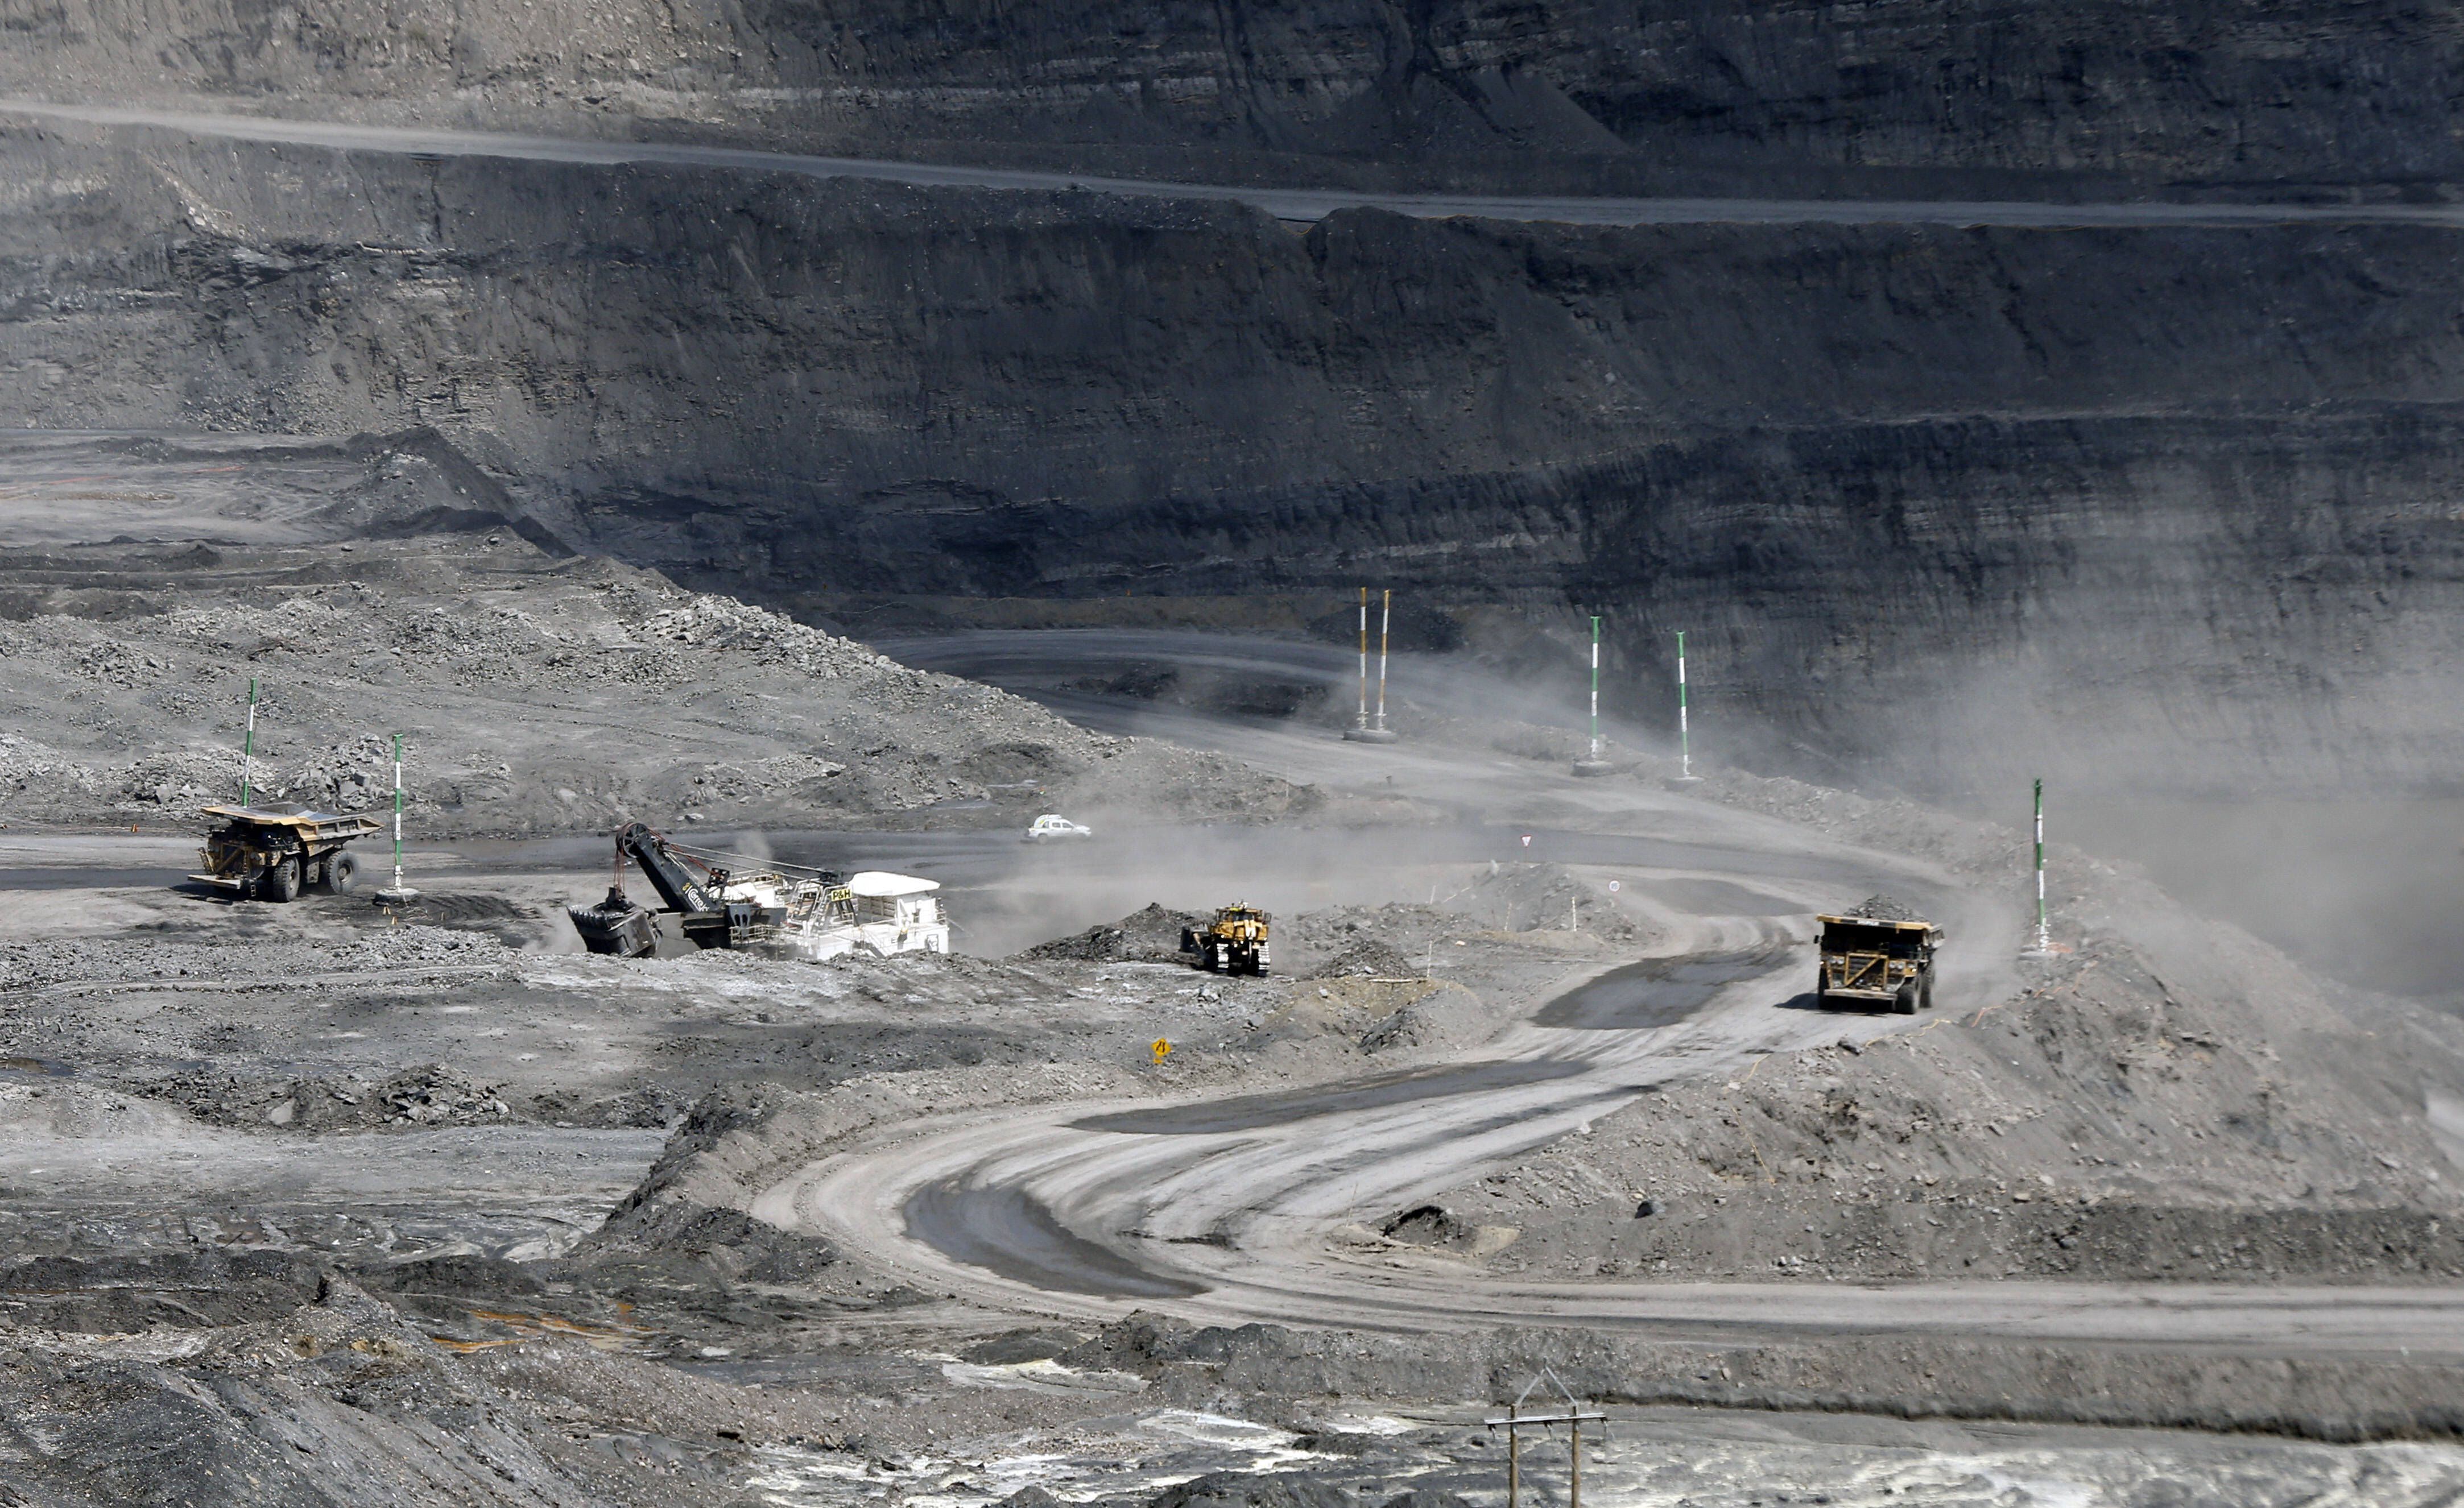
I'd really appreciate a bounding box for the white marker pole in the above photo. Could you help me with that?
[377,733,418,904]
[1677,630,1692,780]
[2033,777,2050,952]
[1375,589,1391,734]
[392,734,406,893]
[1354,587,1369,730]
[241,676,259,807]
[1588,616,1601,760]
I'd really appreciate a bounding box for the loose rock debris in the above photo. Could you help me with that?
[3,552,2463,1496]
[0,534,1305,836]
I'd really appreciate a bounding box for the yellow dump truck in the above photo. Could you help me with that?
[190,805,383,901]
[1181,903,1271,976]
[1814,910,1941,1014]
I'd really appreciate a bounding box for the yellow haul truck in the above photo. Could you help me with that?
[1181,904,1272,975]
[1814,911,1941,1014]
[191,805,382,901]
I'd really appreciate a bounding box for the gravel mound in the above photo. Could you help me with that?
[1151,1473,1355,1508]
[1019,903,1204,964]
[0,535,1303,835]
[1309,939,1416,980]
[0,925,509,994]
[1452,863,1642,941]
[138,1060,515,1130]
[1379,1204,1473,1248]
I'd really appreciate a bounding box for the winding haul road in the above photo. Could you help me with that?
[7,98,2464,229]
[13,88,2458,1355]
[745,632,2464,1359]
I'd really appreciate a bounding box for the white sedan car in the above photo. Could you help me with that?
[1024,814,1093,842]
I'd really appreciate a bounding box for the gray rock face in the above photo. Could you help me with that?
[6,123,2462,792]
[5,0,2457,190]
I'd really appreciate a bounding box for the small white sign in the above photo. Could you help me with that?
[1607,880,1621,893]
[1520,834,1532,848]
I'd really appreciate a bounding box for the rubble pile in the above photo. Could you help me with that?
[641,594,899,681]
[682,752,849,805]
[118,747,237,808]
[270,735,399,811]
[1309,938,1417,980]
[1456,863,1643,941]
[0,925,510,995]
[1021,902,1207,964]
[374,1063,515,1126]
[0,538,1299,833]
[138,1060,517,1131]
[0,731,108,805]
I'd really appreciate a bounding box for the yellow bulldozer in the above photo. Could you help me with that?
[1181,903,1271,976]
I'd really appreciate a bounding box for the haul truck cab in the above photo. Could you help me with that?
[1814,913,1942,1014]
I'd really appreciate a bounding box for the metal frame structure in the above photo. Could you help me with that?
[1486,1370,1607,1508]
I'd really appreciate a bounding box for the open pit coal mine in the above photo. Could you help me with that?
[5,3,2464,1505]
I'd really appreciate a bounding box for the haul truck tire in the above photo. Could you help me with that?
[264,855,302,903]
[1893,980,1918,1015]
[325,851,359,895]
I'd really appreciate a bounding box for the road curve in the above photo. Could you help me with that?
[758,913,2464,1359]
[734,629,2464,1361]
[6,98,2461,229]
[756,908,2464,1357]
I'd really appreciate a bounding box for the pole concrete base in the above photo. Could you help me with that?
[373,886,420,906]
[1571,759,1614,778]
[1664,774,1705,790]
[1343,726,1400,744]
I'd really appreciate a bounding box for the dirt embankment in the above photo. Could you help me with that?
[1400,797,2464,1283]
[0,533,1303,835]
[0,1246,850,1507]
[0,905,1289,1142]
[1057,1310,2464,1444]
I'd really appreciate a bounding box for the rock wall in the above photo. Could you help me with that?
[6,123,2462,793]
[3,0,2458,190]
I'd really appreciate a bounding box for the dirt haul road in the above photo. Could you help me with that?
[726,633,2446,1362]
[8,99,2464,230]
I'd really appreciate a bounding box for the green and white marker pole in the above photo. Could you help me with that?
[377,734,418,905]
[1588,616,1601,759]
[2025,777,2052,955]
[1669,631,1703,787]
[1677,631,1693,778]
[240,677,259,807]
[1573,615,1610,775]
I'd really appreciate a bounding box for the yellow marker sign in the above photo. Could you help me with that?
[1151,1037,1173,1066]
